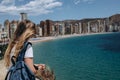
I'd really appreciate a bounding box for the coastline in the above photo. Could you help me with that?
[0,32,116,80]
[29,32,114,43]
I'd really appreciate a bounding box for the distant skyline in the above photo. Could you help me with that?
[0,0,120,25]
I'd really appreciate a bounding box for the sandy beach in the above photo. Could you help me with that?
[29,32,113,43]
[0,32,114,80]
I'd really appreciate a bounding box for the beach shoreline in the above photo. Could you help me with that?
[29,32,114,43]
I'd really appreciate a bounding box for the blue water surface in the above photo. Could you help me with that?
[33,32,120,80]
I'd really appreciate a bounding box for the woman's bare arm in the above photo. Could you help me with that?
[24,58,37,74]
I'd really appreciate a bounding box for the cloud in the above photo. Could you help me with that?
[83,0,95,4]
[74,0,95,5]
[18,0,24,2]
[0,0,62,15]
[74,0,81,5]
[1,0,15,6]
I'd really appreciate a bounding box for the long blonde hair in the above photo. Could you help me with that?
[4,20,36,67]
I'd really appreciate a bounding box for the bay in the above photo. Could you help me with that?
[33,32,120,80]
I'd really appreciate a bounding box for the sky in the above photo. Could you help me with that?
[0,0,120,25]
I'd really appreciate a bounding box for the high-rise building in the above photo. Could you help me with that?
[4,20,10,39]
[20,13,27,21]
[36,24,43,37]
[10,20,18,39]
[46,20,53,36]
[0,24,2,32]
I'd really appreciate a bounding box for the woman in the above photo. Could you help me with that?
[4,20,45,79]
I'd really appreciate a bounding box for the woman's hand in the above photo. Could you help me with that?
[34,64,46,70]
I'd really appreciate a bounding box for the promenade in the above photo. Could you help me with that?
[0,60,6,80]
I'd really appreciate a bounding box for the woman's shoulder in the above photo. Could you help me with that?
[25,41,32,45]
[26,42,32,49]
[24,42,33,58]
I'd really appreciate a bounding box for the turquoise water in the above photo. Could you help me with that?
[33,32,120,80]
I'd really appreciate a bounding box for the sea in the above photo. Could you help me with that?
[33,32,120,80]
